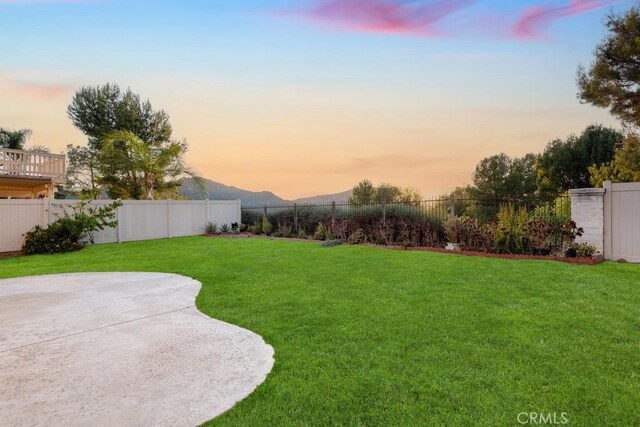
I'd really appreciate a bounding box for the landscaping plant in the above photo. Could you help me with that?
[205,222,218,236]
[261,217,273,236]
[22,199,121,255]
[493,204,529,254]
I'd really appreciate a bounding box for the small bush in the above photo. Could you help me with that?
[454,216,495,252]
[239,223,248,232]
[570,242,597,257]
[565,246,578,258]
[347,228,367,245]
[525,219,554,250]
[322,239,344,248]
[220,224,230,233]
[314,223,327,241]
[205,222,218,235]
[273,222,292,238]
[262,217,273,236]
[251,220,263,235]
[23,199,121,255]
[444,219,458,243]
[560,220,584,248]
[494,204,529,254]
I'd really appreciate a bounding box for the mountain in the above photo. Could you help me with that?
[292,190,352,204]
[181,178,287,207]
[181,178,352,206]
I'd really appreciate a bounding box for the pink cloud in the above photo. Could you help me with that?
[0,76,72,100]
[293,0,474,36]
[513,0,615,39]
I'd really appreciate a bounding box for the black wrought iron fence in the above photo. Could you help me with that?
[242,194,570,233]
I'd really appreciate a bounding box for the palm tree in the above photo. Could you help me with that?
[0,128,32,150]
[100,130,200,200]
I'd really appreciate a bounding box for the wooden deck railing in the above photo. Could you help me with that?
[0,148,65,180]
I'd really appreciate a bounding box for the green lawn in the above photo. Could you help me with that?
[1,237,639,426]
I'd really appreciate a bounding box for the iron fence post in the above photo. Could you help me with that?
[331,201,336,226]
[450,193,455,222]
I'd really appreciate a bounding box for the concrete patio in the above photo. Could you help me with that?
[0,272,274,426]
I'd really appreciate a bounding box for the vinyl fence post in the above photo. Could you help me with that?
[294,203,299,233]
[206,199,210,224]
[116,201,123,243]
[450,193,455,222]
[167,200,173,239]
[331,201,336,226]
[42,198,50,227]
[603,180,612,260]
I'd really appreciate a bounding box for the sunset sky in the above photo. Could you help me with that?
[0,0,630,199]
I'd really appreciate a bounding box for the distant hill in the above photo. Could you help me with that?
[181,178,287,207]
[292,190,352,205]
[181,178,352,206]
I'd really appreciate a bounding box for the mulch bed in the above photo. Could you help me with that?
[0,251,24,260]
[209,234,604,265]
[372,245,604,265]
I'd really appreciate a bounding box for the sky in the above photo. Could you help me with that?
[0,0,632,199]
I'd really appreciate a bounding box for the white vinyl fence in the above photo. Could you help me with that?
[604,181,640,263]
[571,180,640,263]
[0,199,241,253]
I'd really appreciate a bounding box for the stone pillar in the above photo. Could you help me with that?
[569,188,605,254]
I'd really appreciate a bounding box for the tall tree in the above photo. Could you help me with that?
[66,145,101,198]
[577,3,640,128]
[508,153,539,198]
[397,187,422,204]
[100,131,195,200]
[66,84,197,199]
[374,183,402,204]
[349,179,376,204]
[349,180,422,205]
[590,135,640,186]
[471,152,539,200]
[537,125,623,197]
[0,128,32,150]
[67,83,172,150]
[472,153,513,199]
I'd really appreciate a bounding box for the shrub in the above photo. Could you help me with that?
[239,223,248,232]
[251,220,262,235]
[261,217,273,236]
[569,242,597,257]
[560,220,584,248]
[242,210,263,227]
[494,204,529,254]
[273,222,292,238]
[23,199,121,255]
[347,228,367,245]
[314,223,327,241]
[220,223,230,233]
[205,222,218,235]
[322,239,344,248]
[296,228,307,239]
[525,219,554,250]
[444,219,458,243]
[454,216,495,252]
